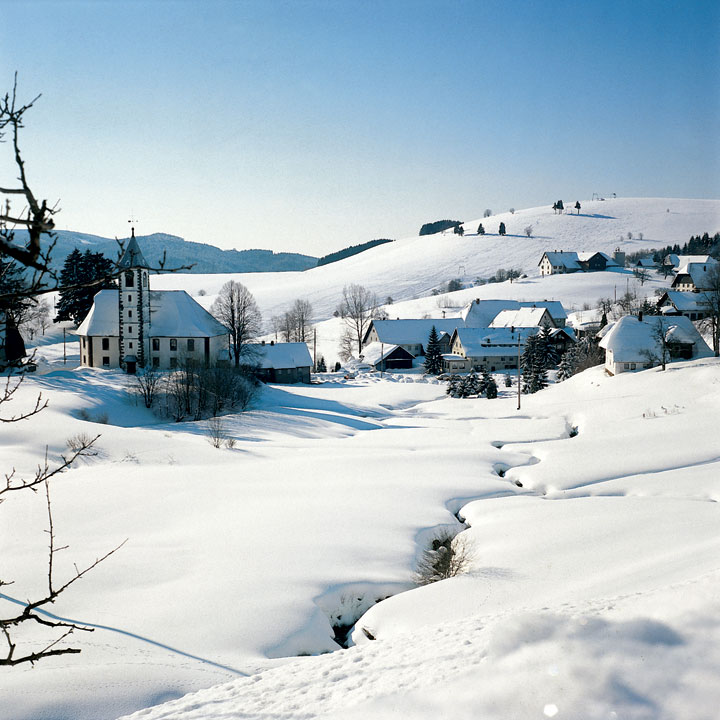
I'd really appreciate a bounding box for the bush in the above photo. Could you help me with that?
[414,528,473,585]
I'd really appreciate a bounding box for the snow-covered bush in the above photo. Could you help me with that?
[415,528,473,585]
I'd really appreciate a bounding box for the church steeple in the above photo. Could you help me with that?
[118,222,150,373]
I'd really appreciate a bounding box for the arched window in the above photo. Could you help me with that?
[125,271,135,288]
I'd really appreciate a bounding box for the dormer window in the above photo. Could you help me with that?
[125,271,134,288]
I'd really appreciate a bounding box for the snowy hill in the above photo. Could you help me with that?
[151,197,720,321]
[12,229,318,274]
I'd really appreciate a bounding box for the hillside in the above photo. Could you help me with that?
[150,197,720,322]
[11,229,318,274]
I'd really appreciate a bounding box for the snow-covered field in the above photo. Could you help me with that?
[2,197,720,720]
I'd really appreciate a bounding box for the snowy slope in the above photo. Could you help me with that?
[150,197,720,321]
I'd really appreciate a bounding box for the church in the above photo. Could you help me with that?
[76,233,229,373]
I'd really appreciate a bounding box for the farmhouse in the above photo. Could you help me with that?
[461,299,567,328]
[670,261,718,292]
[598,314,710,375]
[656,291,710,321]
[664,254,716,271]
[77,235,229,373]
[538,250,622,276]
[450,327,535,372]
[489,306,556,329]
[247,341,313,384]
[362,318,458,356]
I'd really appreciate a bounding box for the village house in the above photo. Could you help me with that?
[362,318,458,356]
[670,261,718,292]
[76,235,229,373]
[461,298,567,328]
[656,291,710,321]
[598,314,710,376]
[663,254,716,271]
[449,327,535,373]
[489,306,556,329]
[538,250,623,276]
[247,341,313,384]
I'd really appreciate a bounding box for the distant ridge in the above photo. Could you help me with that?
[12,230,318,274]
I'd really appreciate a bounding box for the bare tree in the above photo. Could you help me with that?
[633,267,650,286]
[700,264,720,356]
[0,80,131,665]
[524,225,533,238]
[641,318,671,370]
[280,299,313,343]
[338,283,378,357]
[210,280,262,366]
[133,365,162,408]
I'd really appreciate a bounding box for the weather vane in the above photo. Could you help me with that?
[128,214,139,238]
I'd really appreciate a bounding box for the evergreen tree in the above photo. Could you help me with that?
[477,223,485,235]
[520,333,548,394]
[315,356,327,372]
[466,371,481,396]
[446,375,462,398]
[574,201,581,214]
[504,374,513,387]
[55,249,115,324]
[556,345,578,381]
[485,374,498,399]
[457,374,474,398]
[423,325,443,375]
[537,326,560,369]
[498,222,506,236]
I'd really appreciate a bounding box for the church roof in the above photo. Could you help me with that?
[118,236,149,269]
[76,289,229,338]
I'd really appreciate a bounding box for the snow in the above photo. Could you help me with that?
[489,306,549,328]
[368,318,460,345]
[2,198,720,720]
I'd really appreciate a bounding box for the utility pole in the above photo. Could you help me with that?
[313,329,317,371]
[516,330,521,411]
[380,342,384,377]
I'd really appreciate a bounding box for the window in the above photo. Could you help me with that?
[128,326,133,334]
[128,294,132,302]
[142,272,147,288]
[630,363,636,370]
[102,338,109,350]
[129,341,133,349]
[82,337,86,348]
[102,356,110,366]
[624,363,630,369]
[152,356,160,368]
[128,309,133,318]
[169,357,177,369]
[152,338,160,351]
[170,339,177,352]
[187,338,195,352]
[125,271,134,288]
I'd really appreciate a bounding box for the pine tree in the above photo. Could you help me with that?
[423,325,444,375]
[466,371,481,396]
[477,223,485,235]
[446,375,462,398]
[485,374,498,399]
[504,374,513,387]
[315,356,327,372]
[498,222,506,236]
[556,345,577,381]
[538,326,560,369]
[55,249,116,324]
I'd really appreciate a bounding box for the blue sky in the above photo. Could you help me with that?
[1,0,718,255]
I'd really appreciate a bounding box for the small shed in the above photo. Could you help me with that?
[249,341,313,384]
[360,342,414,371]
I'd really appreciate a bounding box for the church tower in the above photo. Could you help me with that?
[117,227,150,373]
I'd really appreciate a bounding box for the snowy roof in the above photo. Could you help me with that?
[672,262,717,289]
[148,291,229,337]
[453,327,538,358]
[598,315,709,361]
[461,299,521,328]
[490,307,551,328]
[118,236,149,269]
[540,252,581,270]
[359,342,413,366]
[76,290,120,336]
[577,251,618,266]
[634,257,659,267]
[76,289,229,338]
[247,342,313,369]
[368,319,461,345]
[567,308,604,329]
[659,291,709,312]
[521,300,567,320]
[665,254,716,269]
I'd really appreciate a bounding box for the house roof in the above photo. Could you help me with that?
[635,257,658,267]
[118,236,149,269]
[359,342,414,366]
[539,252,581,270]
[452,327,538,358]
[366,318,461,346]
[658,291,710,313]
[461,299,521,328]
[666,254,716,269]
[247,342,313,369]
[672,262,717,289]
[598,315,710,361]
[577,251,618,266]
[490,307,552,328]
[76,289,229,338]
